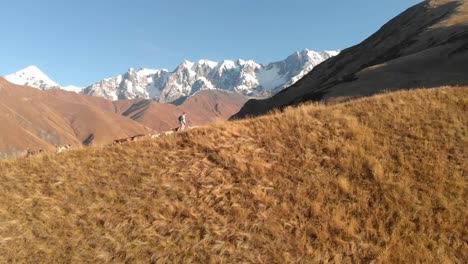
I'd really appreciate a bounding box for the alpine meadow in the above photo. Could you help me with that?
[0,87,466,262]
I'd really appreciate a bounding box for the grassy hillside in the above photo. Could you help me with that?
[0,87,466,263]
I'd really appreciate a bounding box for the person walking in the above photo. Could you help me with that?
[178,112,187,131]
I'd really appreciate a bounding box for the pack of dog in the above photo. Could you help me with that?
[113,126,197,145]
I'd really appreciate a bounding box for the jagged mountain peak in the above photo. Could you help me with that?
[197,59,218,68]
[83,49,339,102]
[290,49,339,62]
[237,59,259,67]
[180,60,195,68]
[19,65,43,74]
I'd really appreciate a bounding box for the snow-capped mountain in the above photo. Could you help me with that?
[4,65,83,92]
[83,49,339,102]
[61,85,84,93]
[5,65,60,90]
[254,50,340,95]
[81,68,170,100]
[3,49,338,101]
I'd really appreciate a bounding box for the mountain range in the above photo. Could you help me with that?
[1,48,337,157]
[4,49,338,102]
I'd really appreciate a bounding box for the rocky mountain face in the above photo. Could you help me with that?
[81,68,171,101]
[82,49,338,102]
[232,0,468,119]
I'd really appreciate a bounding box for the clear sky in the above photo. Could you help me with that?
[0,0,422,86]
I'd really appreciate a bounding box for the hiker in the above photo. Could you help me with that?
[178,112,186,131]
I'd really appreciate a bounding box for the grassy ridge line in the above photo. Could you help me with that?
[0,87,467,263]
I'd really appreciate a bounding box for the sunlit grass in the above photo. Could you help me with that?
[0,87,466,263]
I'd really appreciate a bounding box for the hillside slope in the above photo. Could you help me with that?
[233,0,468,119]
[0,78,150,157]
[0,87,466,262]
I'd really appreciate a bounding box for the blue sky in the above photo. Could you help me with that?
[0,0,421,86]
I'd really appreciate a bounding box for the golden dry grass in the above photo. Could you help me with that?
[0,87,466,263]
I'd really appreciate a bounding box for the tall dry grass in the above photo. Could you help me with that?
[0,87,466,263]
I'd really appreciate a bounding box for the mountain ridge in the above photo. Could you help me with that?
[3,49,338,102]
[232,0,468,119]
[84,49,338,102]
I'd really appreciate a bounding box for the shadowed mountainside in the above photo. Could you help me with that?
[0,87,466,262]
[233,0,468,119]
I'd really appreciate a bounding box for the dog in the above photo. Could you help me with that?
[25,149,43,157]
[131,134,146,142]
[150,133,161,139]
[112,134,146,145]
[164,130,175,136]
[113,137,132,145]
[55,144,72,153]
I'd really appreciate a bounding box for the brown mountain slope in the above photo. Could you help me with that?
[0,87,466,262]
[0,78,150,157]
[113,98,182,131]
[180,90,249,121]
[233,0,468,119]
[115,90,248,131]
[45,88,116,112]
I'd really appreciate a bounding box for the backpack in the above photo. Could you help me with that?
[178,115,183,121]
